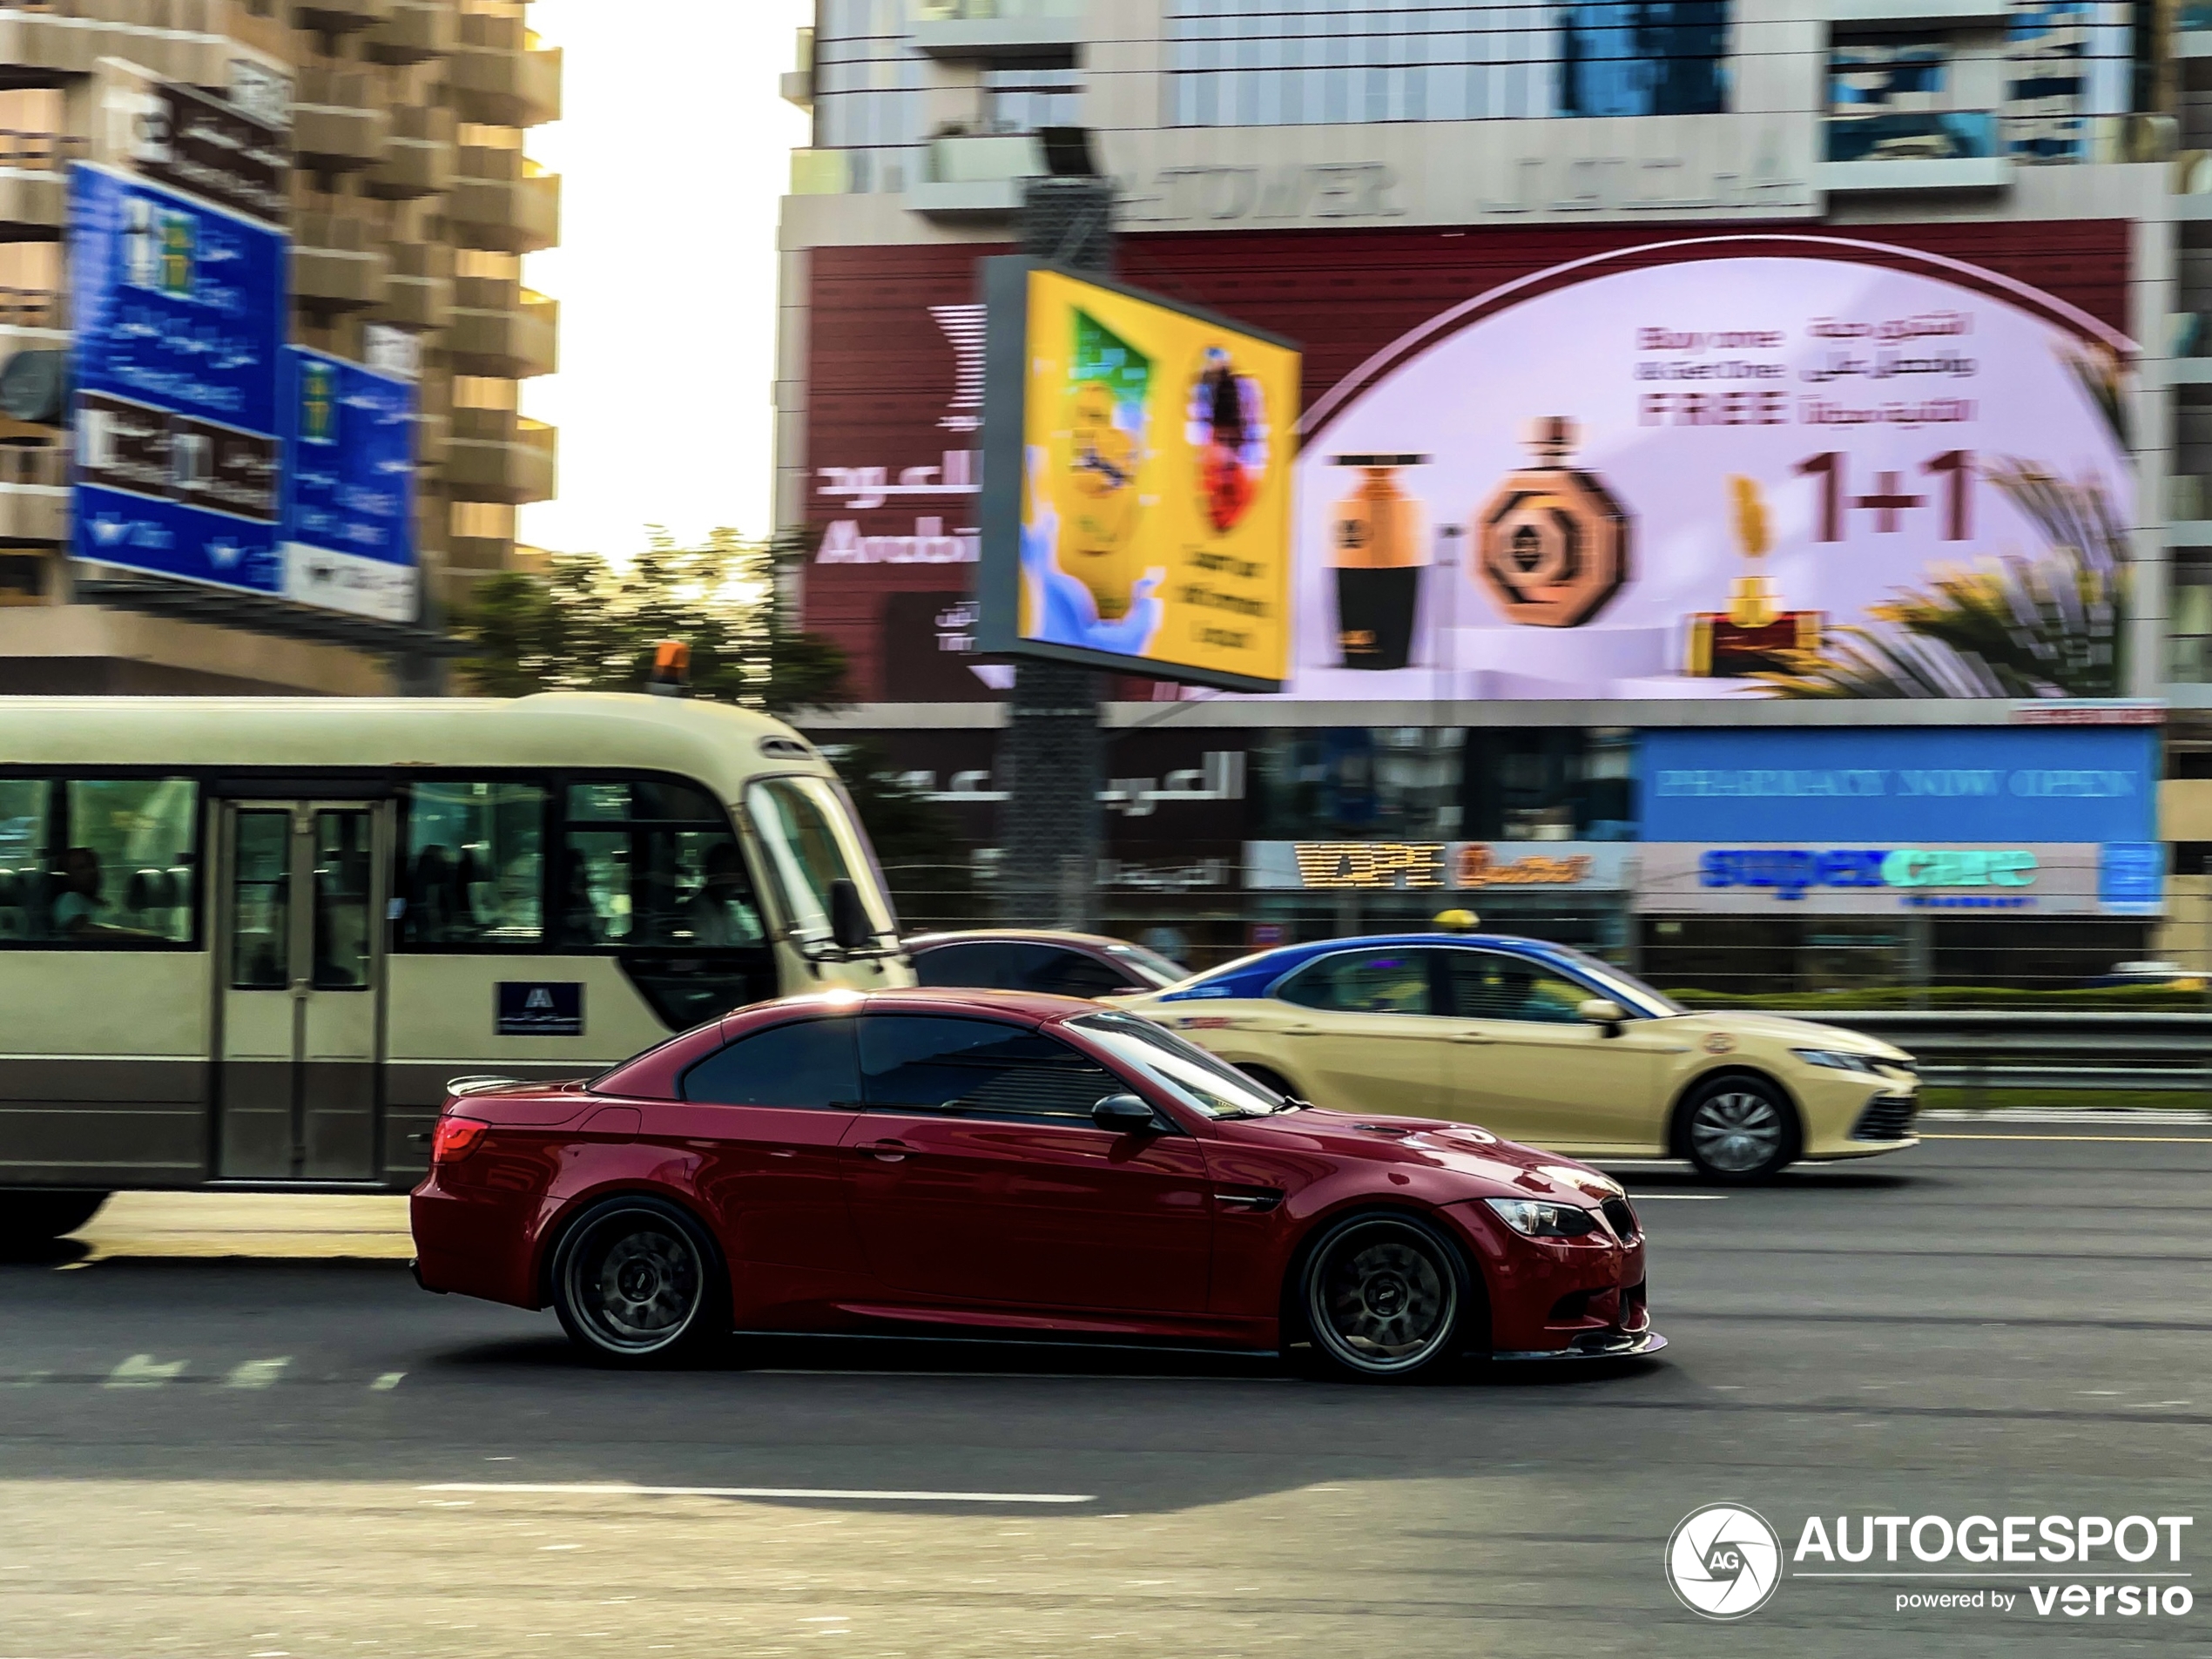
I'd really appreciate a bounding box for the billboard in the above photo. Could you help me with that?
[280,347,419,622]
[1245,840,1635,893]
[1639,727,2158,844]
[68,162,288,600]
[1638,842,2164,917]
[978,258,1300,692]
[1282,238,2134,700]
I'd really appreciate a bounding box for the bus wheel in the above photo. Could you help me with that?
[550,1197,728,1366]
[0,1190,110,1251]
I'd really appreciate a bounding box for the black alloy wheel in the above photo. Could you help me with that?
[1297,1211,1474,1382]
[550,1197,726,1366]
[0,1190,110,1251]
[1678,1075,1800,1181]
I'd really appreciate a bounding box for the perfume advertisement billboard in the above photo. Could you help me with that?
[977,258,1302,693]
[1283,236,2133,702]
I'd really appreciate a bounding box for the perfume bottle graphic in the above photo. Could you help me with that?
[1686,475,1823,677]
[1473,417,1629,629]
[1329,454,1429,671]
[1059,309,1151,620]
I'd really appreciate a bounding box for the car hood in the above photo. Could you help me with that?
[1224,1107,1628,1203]
[1665,1010,1912,1064]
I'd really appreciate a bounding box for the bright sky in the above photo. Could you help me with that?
[518,0,813,558]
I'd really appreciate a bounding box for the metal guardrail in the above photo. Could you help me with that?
[1743,1011,2212,1094]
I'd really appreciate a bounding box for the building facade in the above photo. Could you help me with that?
[0,0,560,694]
[777,0,2212,991]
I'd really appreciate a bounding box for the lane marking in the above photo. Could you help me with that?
[1627,1194,1727,1202]
[1919,1133,2212,1144]
[370,1372,405,1392]
[1925,1109,2212,1124]
[104,1354,185,1389]
[224,1357,291,1390]
[420,1482,1095,1505]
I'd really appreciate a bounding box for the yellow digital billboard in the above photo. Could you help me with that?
[978,259,1300,692]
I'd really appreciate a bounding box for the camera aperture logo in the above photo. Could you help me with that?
[1668,1504,1783,1620]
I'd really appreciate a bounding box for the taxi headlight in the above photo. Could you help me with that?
[1791,1047,1883,1074]
[1485,1197,1601,1238]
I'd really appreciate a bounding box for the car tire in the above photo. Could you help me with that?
[1291,1210,1477,1383]
[1676,1074,1800,1182]
[0,1189,109,1252]
[549,1196,728,1367]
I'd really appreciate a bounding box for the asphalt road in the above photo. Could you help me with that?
[3,1118,2209,1659]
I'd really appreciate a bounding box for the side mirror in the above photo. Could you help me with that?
[828,877,873,953]
[1092,1093,1160,1134]
[1579,997,1628,1036]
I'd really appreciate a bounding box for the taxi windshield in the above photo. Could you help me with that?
[1069,1010,1299,1118]
[1103,942,1188,988]
[744,775,897,952]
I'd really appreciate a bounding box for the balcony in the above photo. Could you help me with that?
[450,16,563,128]
[1815,111,2008,192]
[448,278,558,379]
[782,24,814,110]
[292,0,393,30]
[1823,0,2011,21]
[293,71,389,173]
[446,408,556,506]
[448,147,560,254]
[910,0,1082,64]
[377,241,453,331]
[366,0,452,64]
[0,131,78,238]
[415,409,448,468]
[365,103,455,199]
[0,441,67,545]
[293,212,388,313]
[907,132,1043,219]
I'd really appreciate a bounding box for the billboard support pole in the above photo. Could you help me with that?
[997,176,1116,929]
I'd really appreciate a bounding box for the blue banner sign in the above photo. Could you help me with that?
[280,347,418,621]
[68,162,288,597]
[1641,728,2159,845]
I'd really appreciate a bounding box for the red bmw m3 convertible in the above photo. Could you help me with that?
[410,988,1662,1380]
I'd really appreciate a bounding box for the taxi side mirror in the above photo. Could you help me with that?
[1579,998,1628,1036]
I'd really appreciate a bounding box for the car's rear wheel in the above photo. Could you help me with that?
[550,1197,726,1366]
[1678,1076,1799,1181]
[1295,1211,1474,1382]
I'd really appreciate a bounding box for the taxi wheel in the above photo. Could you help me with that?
[550,1197,728,1366]
[1677,1076,1799,1182]
[1234,1063,1297,1101]
[1293,1211,1474,1383]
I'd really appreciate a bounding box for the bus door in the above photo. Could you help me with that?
[216,800,390,1181]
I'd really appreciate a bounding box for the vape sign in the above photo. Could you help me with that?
[1285,238,2133,701]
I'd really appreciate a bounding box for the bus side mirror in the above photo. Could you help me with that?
[828,877,873,952]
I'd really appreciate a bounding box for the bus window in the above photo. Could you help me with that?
[0,779,50,941]
[745,775,894,950]
[400,780,546,949]
[0,778,197,947]
[561,778,764,950]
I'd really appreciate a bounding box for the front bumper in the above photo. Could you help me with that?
[1492,1328,1669,1361]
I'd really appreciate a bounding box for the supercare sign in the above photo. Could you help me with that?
[1636,727,2162,916]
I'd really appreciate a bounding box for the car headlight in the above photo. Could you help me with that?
[1484,1197,1601,1238]
[1791,1048,1884,1075]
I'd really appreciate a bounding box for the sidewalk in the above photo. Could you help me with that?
[71,1192,415,1261]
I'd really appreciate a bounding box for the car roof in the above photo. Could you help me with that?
[726,985,1105,1027]
[902,929,1131,953]
[1153,932,1589,1001]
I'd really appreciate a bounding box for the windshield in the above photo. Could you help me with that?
[1549,946,1685,1019]
[744,775,897,950]
[1103,942,1188,988]
[1069,1010,1299,1118]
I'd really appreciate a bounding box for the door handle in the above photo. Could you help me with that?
[860,1139,914,1163]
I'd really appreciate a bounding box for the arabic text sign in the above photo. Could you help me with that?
[68,162,288,596]
[1285,249,2133,700]
[1244,840,1635,892]
[280,347,418,621]
[979,258,1301,692]
[1637,843,2162,916]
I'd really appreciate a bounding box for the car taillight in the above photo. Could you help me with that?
[432,1116,489,1163]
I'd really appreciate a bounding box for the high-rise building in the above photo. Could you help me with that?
[0,0,560,694]
[779,0,2204,990]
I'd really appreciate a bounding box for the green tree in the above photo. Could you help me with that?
[454,528,849,715]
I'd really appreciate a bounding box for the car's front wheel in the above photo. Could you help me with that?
[1294,1211,1475,1382]
[1678,1076,1799,1181]
[550,1197,727,1366]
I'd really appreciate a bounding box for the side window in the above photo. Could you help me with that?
[563,778,765,951]
[1276,948,1432,1015]
[683,1019,860,1108]
[401,780,545,948]
[857,1015,1125,1122]
[911,941,1025,989]
[1027,948,1130,998]
[0,777,198,948]
[1436,950,1594,1025]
